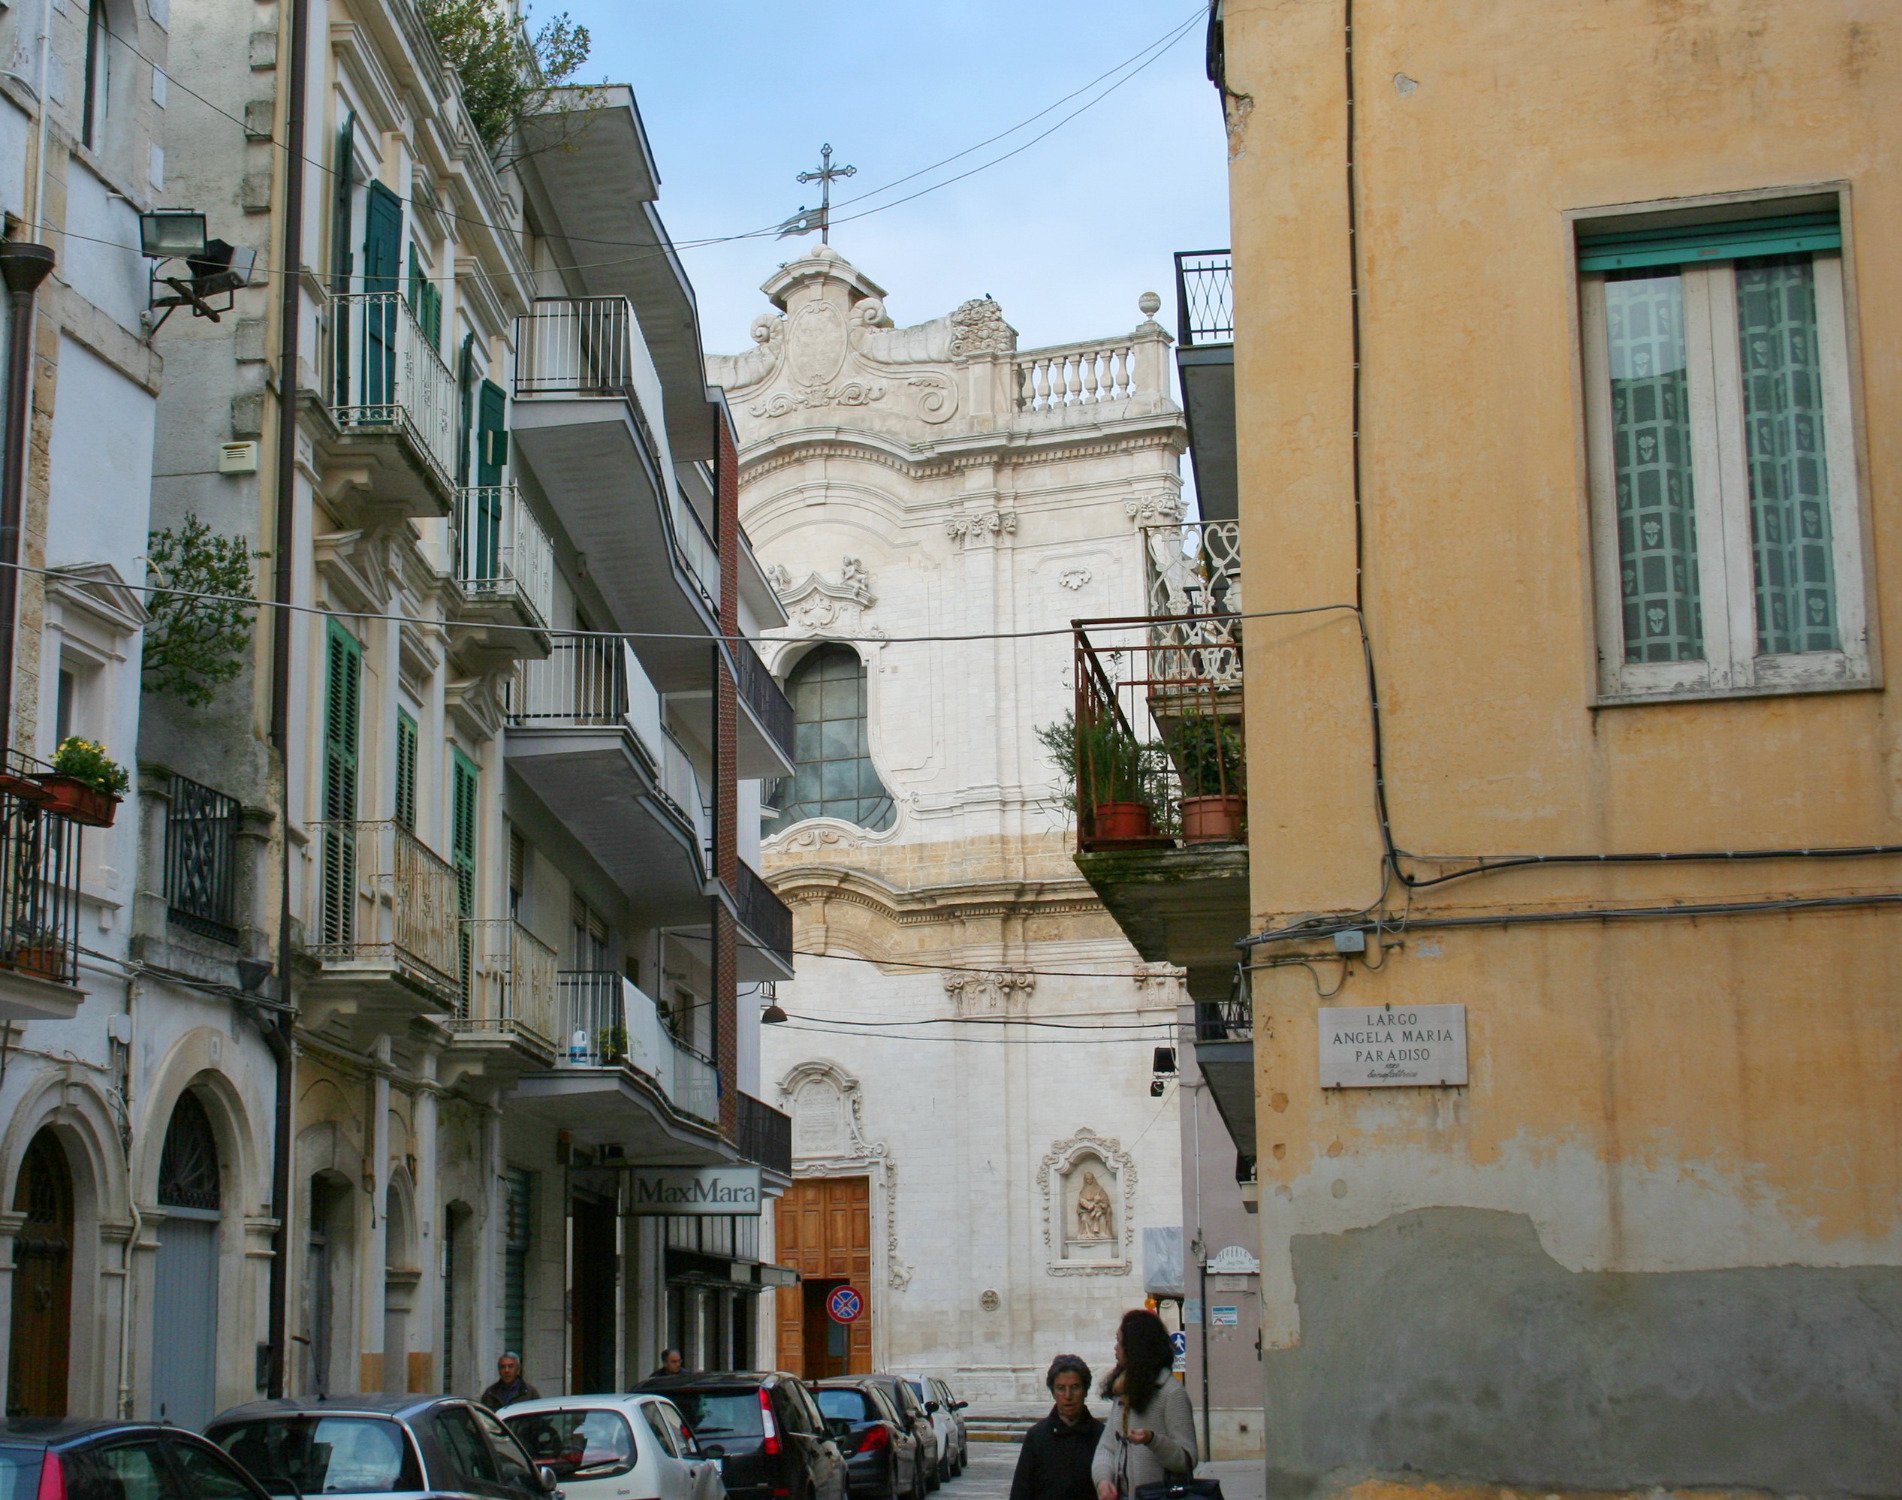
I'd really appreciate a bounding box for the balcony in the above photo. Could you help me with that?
[734,859,794,982]
[313,291,459,519]
[509,971,727,1162]
[511,297,720,694]
[505,637,711,925]
[738,1092,793,1183]
[734,639,795,778]
[1195,968,1257,1164]
[1172,250,1237,522]
[1143,519,1241,622]
[444,919,560,1081]
[0,777,86,1019]
[302,819,462,1029]
[163,774,242,945]
[448,485,556,662]
[1067,615,1250,1006]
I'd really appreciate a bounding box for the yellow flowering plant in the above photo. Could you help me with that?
[49,737,129,797]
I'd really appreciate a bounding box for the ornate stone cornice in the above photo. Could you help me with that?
[945,510,1018,546]
[735,427,1185,485]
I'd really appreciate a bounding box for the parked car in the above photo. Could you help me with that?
[855,1377,938,1492]
[0,1419,276,1500]
[207,1394,555,1500]
[813,1378,927,1500]
[638,1371,847,1500]
[502,1394,723,1500]
[899,1376,968,1480]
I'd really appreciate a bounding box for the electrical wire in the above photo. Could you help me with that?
[779,1010,1173,1031]
[770,1021,1171,1047]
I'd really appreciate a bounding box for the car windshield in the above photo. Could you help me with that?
[505,1410,636,1478]
[665,1390,765,1439]
[815,1389,874,1423]
[906,1381,927,1402]
[0,1448,41,1500]
[210,1416,421,1497]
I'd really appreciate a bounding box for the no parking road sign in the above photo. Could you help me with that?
[827,1285,865,1324]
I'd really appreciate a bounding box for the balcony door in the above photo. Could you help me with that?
[321,623,362,947]
[467,381,508,583]
[361,181,402,413]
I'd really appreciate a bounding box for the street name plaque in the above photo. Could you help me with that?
[1318,1004,1467,1088]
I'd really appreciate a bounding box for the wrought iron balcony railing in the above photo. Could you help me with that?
[309,819,462,1002]
[1142,519,1241,623]
[458,918,559,1054]
[738,1092,792,1177]
[734,859,792,969]
[1173,250,1234,348]
[556,970,719,1124]
[456,485,555,628]
[0,779,83,986]
[1071,615,1246,853]
[164,774,242,944]
[733,637,795,762]
[326,290,459,491]
[1196,966,1254,1043]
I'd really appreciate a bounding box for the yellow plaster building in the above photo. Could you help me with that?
[1209,0,1900,1492]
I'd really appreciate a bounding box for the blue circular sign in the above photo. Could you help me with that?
[827,1285,864,1324]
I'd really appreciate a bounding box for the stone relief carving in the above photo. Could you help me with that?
[945,510,1019,546]
[1038,1127,1137,1276]
[1125,493,1186,527]
[948,297,1017,359]
[751,381,887,419]
[1059,568,1092,591]
[1132,961,1187,999]
[779,1058,913,1290]
[769,556,877,632]
[942,970,1037,1015]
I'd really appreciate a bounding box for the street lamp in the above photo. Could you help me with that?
[760,982,788,1025]
[139,209,258,334]
[138,209,208,260]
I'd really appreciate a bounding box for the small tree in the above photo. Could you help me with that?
[144,517,262,707]
[418,0,594,157]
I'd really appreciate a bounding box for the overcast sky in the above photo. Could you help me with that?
[558,0,1231,358]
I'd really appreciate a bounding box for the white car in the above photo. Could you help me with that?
[502,1394,726,1500]
[898,1375,968,1481]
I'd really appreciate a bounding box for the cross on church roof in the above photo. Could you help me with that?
[777,143,856,245]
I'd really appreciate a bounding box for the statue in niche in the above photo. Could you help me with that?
[1075,1170,1114,1243]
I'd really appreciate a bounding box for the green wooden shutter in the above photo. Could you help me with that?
[362,181,403,413]
[456,333,476,487]
[422,281,442,352]
[1578,210,1841,272]
[407,243,422,318]
[395,710,418,830]
[451,750,479,920]
[321,623,363,945]
[330,113,357,401]
[477,380,509,482]
[502,1169,532,1357]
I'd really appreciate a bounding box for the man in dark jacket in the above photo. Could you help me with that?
[1010,1354,1103,1500]
[480,1352,541,1411]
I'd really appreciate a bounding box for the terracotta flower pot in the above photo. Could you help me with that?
[11,944,65,979]
[1179,793,1246,843]
[0,771,52,806]
[37,775,118,827]
[1091,800,1155,841]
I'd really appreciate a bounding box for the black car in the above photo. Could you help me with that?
[813,1379,926,1500]
[0,1419,275,1500]
[207,1394,557,1500]
[638,1371,846,1500]
[855,1378,939,1492]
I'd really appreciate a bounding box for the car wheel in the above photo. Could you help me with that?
[925,1452,941,1492]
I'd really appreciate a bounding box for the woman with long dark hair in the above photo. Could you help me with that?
[1091,1308,1197,1499]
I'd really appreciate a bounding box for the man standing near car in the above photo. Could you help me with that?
[1010,1355,1103,1500]
[481,1352,541,1411]
[648,1348,685,1377]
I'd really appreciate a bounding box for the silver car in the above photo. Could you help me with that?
[208,1394,557,1500]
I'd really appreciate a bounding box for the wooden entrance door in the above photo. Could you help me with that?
[7,1132,73,1417]
[774,1177,871,1376]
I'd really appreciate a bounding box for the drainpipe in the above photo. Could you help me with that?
[116,974,141,1418]
[0,241,56,759]
[265,0,311,1401]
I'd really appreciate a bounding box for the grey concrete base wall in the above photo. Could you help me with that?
[1264,1209,1902,1497]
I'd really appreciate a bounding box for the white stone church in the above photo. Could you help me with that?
[708,246,1190,1401]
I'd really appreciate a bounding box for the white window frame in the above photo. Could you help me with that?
[1579,201,1874,704]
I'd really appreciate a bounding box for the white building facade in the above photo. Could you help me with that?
[710,246,1189,1401]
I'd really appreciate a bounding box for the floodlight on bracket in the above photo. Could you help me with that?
[140,208,258,337]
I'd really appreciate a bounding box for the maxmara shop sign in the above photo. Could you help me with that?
[626,1166,764,1216]
[1318,1004,1467,1089]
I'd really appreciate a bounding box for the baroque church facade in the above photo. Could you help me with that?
[709,246,1190,1398]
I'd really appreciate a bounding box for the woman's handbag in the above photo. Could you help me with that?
[1133,1483,1227,1500]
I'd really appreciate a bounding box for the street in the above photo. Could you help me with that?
[954,1442,1021,1499]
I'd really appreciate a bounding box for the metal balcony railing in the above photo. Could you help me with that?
[309,819,462,1001]
[163,774,242,944]
[327,290,459,490]
[0,778,83,987]
[738,1092,792,1177]
[1196,966,1254,1043]
[1143,519,1241,623]
[456,485,555,629]
[675,494,721,615]
[1071,616,1246,853]
[556,971,719,1124]
[458,919,559,1053]
[733,637,794,762]
[734,860,792,968]
[1173,250,1234,348]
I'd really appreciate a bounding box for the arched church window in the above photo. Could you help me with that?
[158,1091,222,1212]
[770,645,894,831]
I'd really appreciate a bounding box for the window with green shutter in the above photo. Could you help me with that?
[395,710,418,830]
[451,750,478,920]
[503,1168,532,1357]
[321,623,363,945]
[330,113,357,401]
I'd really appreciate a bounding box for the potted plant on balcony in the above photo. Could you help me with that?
[596,1023,628,1065]
[8,925,66,980]
[1037,710,1159,843]
[1169,713,1246,843]
[38,738,129,827]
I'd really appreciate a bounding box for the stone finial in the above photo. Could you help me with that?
[1138,291,1162,320]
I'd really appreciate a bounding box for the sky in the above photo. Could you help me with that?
[555,0,1232,360]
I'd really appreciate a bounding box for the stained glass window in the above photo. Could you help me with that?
[770,646,895,831]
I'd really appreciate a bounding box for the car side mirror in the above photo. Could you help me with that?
[700,1444,726,1461]
[538,1465,559,1494]
[953,1400,969,1411]
[924,1401,939,1414]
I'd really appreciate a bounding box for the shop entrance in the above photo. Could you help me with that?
[775,1177,871,1377]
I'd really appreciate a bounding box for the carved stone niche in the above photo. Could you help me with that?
[1039,1127,1136,1277]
